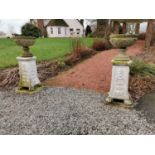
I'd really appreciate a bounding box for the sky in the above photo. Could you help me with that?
[0,19,29,34]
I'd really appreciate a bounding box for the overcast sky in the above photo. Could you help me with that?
[0,19,29,34]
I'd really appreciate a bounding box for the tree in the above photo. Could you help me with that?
[97,19,109,32]
[85,25,92,37]
[21,23,42,38]
[145,19,155,50]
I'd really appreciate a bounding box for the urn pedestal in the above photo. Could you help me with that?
[16,56,42,93]
[106,54,132,105]
[106,34,137,106]
[14,36,42,94]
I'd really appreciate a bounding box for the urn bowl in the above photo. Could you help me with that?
[110,34,137,49]
[14,36,35,47]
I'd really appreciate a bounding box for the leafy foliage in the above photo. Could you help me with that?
[92,39,111,51]
[21,23,42,38]
[65,38,95,65]
[130,59,155,76]
[85,25,92,37]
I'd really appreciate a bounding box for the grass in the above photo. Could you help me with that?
[0,37,94,68]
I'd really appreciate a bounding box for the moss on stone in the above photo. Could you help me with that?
[16,84,43,95]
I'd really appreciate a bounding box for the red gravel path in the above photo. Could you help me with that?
[44,41,145,93]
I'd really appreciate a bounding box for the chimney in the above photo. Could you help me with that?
[36,19,47,37]
[37,19,44,29]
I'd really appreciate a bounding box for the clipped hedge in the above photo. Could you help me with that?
[110,34,138,38]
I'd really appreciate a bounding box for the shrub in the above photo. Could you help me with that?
[21,23,42,38]
[92,39,111,51]
[65,38,95,66]
[85,25,92,37]
[138,33,146,40]
[89,31,105,37]
[110,34,138,38]
[70,38,84,55]
[130,59,155,76]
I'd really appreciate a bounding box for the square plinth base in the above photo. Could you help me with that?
[105,94,133,108]
[16,85,43,95]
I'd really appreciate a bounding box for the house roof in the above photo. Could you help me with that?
[46,19,69,27]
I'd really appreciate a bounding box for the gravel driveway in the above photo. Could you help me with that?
[0,87,154,135]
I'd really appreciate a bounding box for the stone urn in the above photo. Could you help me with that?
[14,36,42,93]
[106,34,137,106]
[14,36,35,57]
[110,34,137,64]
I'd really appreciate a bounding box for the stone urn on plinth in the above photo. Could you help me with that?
[14,36,42,93]
[106,34,137,106]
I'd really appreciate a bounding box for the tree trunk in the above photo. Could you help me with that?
[97,19,109,31]
[104,20,112,39]
[145,19,155,50]
[135,23,140,34]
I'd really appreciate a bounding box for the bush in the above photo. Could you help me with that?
[65,38,95,66]
[110,34,138,38]
[92,39,111,51]
[138,33,146,40]
[89,31,105,37]
[85,25,92,37]
[130,59,155,76]
[21,23,42,38]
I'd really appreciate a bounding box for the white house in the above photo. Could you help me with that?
[30,19,84,37]
[46,19,84,37]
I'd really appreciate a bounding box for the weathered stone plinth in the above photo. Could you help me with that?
[106,52,132,106]
[16,56,42,93]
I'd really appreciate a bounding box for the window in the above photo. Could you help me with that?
[70,28,74,35]
[51,27,53,34]
[70,28,73,31]
[76,29,80,34]
[58,27,61,34]
[65,28,67,35]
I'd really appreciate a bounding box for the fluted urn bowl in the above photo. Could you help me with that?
[14,36,35,47]
[14,36,35,57]
[110,34,137,49]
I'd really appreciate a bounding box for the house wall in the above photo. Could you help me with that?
[64,19,84,37]
[47,26,70,37]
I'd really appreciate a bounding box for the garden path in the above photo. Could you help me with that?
[44,41,145,93]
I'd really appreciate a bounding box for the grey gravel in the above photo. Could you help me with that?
[0,87,154,135]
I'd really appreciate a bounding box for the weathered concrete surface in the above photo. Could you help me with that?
[136,90,155,124]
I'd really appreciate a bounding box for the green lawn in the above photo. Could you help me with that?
[0,37,94,68]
